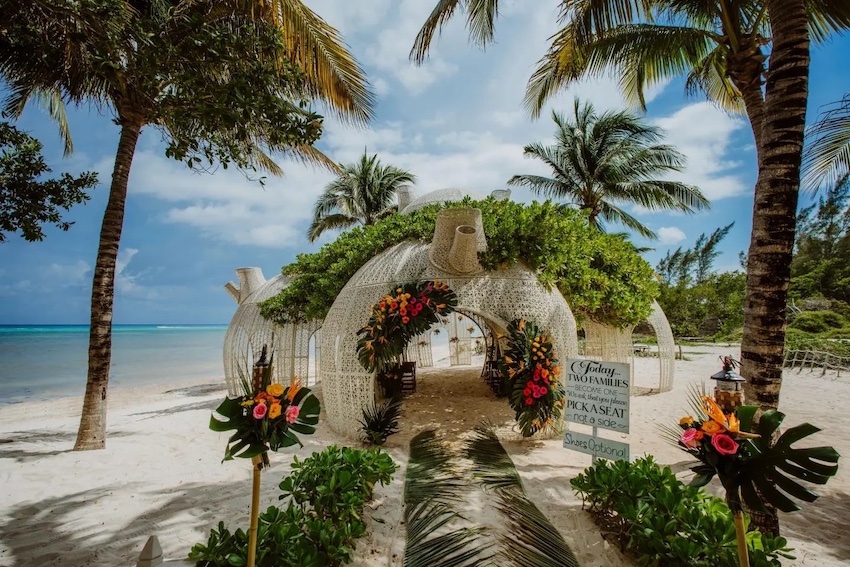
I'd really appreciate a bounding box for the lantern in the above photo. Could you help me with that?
[711,356,745,412]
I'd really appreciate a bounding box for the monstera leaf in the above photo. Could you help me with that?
[728,407,840,513]
[210,387,321,461]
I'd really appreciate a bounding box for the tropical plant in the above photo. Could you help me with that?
[467,427,580,567]
[404,430,494,567]
[571,456,795,566]
[0,120,98,242]
[410,0,850,424]
[190,446,396,567]
[359,394,403,445]
[260,198,659,329]
[508,100,709,238]
[0,0,373,450]
[209,364,320,461]
[308,151,416,242]
[803,93,850,191]
[672,396,840,514]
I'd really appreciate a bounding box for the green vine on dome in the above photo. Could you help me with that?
[258,198,659,328]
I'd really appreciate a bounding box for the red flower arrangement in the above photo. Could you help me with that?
[356,280,458,372]
[501,318,565,437]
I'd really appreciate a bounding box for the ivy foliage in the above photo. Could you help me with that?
[259,198,658,328]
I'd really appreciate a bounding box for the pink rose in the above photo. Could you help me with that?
[680,428,702,448]
[285,405,300,424]
[711,433,739,455]
[253,402,268,419]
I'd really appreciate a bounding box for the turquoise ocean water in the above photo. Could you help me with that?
[0,325,227,405]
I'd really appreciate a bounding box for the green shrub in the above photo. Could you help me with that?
[259,198,658,328]
[359,395,403,445]
[279,445,397,522]
[788,310,846,333]
[190,447,397,567]
[570,457,794,567]
[785,328,850,358]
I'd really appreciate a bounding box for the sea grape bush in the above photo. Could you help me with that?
[189,446,397,567]
[571,457,794,567]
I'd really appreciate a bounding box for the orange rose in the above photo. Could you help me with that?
[701,420,724,435]
[268,403,282,419]
[680,416,694,427]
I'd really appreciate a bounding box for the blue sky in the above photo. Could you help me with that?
[1,1,848,325]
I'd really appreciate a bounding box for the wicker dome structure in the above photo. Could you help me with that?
[222,268,321,396]
[317,207,579,436]
[222,195,678,438]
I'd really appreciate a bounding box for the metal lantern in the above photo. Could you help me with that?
[711,356,745,391]
[711,356,745,412]
[251,344,270,392]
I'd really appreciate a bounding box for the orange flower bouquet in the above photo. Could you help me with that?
[210,353,320,462]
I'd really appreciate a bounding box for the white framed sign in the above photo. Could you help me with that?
[564,358,630,433]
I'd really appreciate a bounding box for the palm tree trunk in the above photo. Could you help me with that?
[740,0,810,536]
[73,119,142,451]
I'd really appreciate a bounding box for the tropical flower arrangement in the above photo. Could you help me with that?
[210,355,320,463]
[356,280,458,372]
[671,392,839,514]
[501,318,565,437]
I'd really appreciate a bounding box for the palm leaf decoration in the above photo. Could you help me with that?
[403,430,495,567]
[466,427,580,567]
[730,407,841,513]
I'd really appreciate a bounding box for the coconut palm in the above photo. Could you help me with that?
[803,92,850,191]
[411,0,850,415]
[308,151,416,242]
[508,100,708,239]
[0,0,373,450]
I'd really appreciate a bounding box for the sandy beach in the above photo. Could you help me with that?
[1,344,847,566]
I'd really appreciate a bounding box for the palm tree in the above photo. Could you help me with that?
[308,151,416,242]
[0,0,373,450]
[803,92,850,191]
[410,0,850,414]
[508,100,708,239]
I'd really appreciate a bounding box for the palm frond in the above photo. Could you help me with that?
[466,426,579,567]
[403,429,494,567]
[802,92,850,192]
[410,0,462,64]
[306,213,359,242]
[405,429,467,506]
[805,0,850,43]
[597,201,656,238]
[267,0,375,124]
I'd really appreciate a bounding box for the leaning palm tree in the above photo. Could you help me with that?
[0,0,373,451]
[508,100,708,239]
[803,92,850,192]
[307,151,416,242]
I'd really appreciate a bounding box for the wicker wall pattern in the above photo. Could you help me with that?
[647,300,676,393]
[222,270,322,396]
[318,238,579,437]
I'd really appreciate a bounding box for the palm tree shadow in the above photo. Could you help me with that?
[0,431,135,463]
[781,489,850,562]
[0,479,258,566]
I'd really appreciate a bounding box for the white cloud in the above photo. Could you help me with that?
[658,226,687,245]
[47,260,91,285]
[114,247,157,299]
[86,4,747,249]
[653,102,749,201]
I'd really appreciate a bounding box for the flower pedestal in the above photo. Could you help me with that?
[733,511,749,567]
[247,454,265,567]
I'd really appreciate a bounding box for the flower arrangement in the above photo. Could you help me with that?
[501,318,565,437]
[672,392,839,514]
[356,280,458,372]
[210,354,320,462]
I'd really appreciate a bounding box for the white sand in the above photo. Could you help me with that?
[0,345,848,566]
